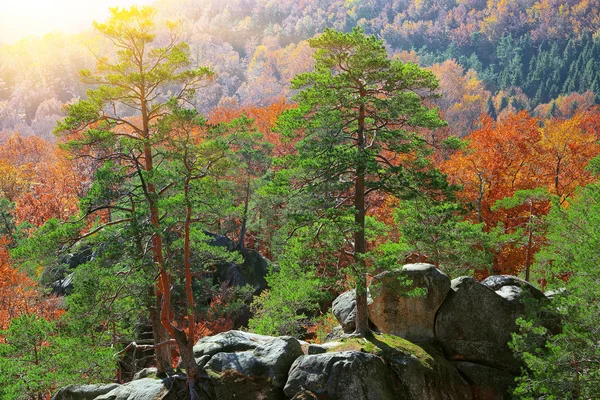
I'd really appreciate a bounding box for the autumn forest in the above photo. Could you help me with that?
[0,0,599,399]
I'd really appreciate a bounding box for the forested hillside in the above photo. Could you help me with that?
[0,1,599,399]
[2,0,600,140]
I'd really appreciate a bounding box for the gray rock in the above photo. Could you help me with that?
[203,231,269,300]
[435,277,533,373]
[324,326,345,343]
[544,287,567,299]
[331,289,373,333]
[51,273,74,296]
[50,384,120,400]
[132,367,157,380]
[307,344,328,355]
[388,344,472,400]
[238,249,269,295]
[332,290,358,333]
[368,263,451,341]
[193,330,274,358]
[205,335,302,388]
[94,379,170,400]
[454,362,516,400]
[215,248,269,295]
[482,275,546,302]
[284,351,397,400]
[308,343,342,355]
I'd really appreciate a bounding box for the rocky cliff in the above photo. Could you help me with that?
[52,264,553,400]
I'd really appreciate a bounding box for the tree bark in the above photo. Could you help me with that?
[354,102,370,337]
[142,108,172,373]
[237,179,251,250]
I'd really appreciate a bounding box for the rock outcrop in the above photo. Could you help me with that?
[453,362,516,400]
[435,276,543,373]
[368,263,451,341]
[284,351,397,400]
[331,289,359,333]
[51,384,120,400]
[194,330,304,399]
[94,379,174,400]
[53,266,550,400]
[284,335,471,400]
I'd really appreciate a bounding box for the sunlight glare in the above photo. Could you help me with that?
[0,0,155,44]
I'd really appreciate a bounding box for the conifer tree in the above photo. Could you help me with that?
[278,27,447,336]
[56,6,214,377]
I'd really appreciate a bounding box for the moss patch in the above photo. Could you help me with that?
[327,333,434,369]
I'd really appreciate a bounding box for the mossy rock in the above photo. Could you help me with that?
[328,333,434,368]
[323,333,471,400]
[208,370,283,400]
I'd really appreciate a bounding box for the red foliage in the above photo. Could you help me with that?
[209,97,295,156]
[0,237,64,338]
[442,109,600,275]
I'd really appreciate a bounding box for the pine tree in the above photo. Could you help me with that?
[55,6,214,379]
[486,95,498,120]
[278,27,447,336]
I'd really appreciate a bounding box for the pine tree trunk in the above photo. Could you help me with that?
[151,294,173,375]
[354,102,370,337]
[237,179,250,250]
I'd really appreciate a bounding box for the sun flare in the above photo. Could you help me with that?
[0,0,154,44]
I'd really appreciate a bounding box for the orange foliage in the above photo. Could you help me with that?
[209,97,295,156]
[443,112,543,224]
[0,134,83,227]
[442,109,600,275]
[15,151,82,227]
[431,60,490,136]
[193,286,235,339]
[534,91,596,119]
[0,237,63,336]
[540,110,600,202]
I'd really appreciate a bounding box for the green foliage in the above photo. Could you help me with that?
[0,198,15,240]
[511,183,600,398]
[391,199,492,276]
[274,26,449,334]
[249,222,333,336]
[278,27,448,202]
[10,217,85,280]
[0,314,114,400]
[492,188,552,211]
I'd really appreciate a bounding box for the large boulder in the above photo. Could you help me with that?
[205,336,303,388]
[387,343,472,400]
[50,384,120,400]
[481,275,545,302]
[368,263,451,341]
[284,351,397,400]
[194,330,303,400]
[435,276,543,373]
[204,231,269,295]
[51,273,74,296]
[94,379,174,400]
[285,334,471,400]
[215,248,268,298]
[453,362,516,400]
[331,290,357,333]
[324,326,345,343]
[331,289,374,333]
[193,330,280,358]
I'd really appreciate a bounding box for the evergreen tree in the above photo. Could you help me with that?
[278,27,447,336]
[55,5,214,380]
[486,95,497,120]
[511,184,600,398]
